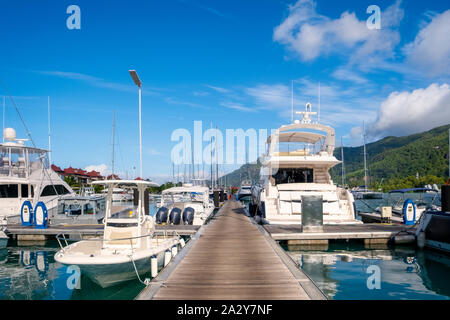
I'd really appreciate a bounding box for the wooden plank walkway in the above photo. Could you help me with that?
[137,200,325,300]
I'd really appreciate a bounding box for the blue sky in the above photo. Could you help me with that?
[0,0,449,183]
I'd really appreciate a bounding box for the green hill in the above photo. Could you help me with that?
[222,124,450,191]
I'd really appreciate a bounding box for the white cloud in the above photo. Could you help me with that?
[273,0,403,65]
[204,85,231,93]
[403,10,450,77]
[220,102,257,113]
[331,68,368,84]
[85,164,109,176]
[368,83,450,138]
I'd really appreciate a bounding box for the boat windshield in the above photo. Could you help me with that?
[272,168,314,184]
[110,204,140,219]
[0,146,49,178]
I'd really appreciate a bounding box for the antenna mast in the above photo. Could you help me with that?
[341,137,345,187]
[111,111,115,176]
[363,121,368,192]
[291,80,294,123]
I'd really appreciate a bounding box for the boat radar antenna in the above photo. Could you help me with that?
[295,102,317,124]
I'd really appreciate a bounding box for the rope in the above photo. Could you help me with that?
[128,238,151,286]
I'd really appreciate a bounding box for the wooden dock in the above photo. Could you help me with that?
[4,224,200,241]
[136,200,326,300]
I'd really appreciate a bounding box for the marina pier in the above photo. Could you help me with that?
[136,200,326,300]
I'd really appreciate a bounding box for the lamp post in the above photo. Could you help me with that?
[129,70,143,179]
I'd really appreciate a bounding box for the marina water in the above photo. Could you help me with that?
[1,196,450,300]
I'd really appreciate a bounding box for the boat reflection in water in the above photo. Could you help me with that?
[286,244,450,300]
[0,244,146,300]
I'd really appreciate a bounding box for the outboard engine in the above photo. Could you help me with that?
[169,208,182,225]
[182,207,195,225]
[155,207,169,224]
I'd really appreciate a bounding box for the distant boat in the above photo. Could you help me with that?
[351,186,383,199]
[157,184,215,226]
[237,179,252,200]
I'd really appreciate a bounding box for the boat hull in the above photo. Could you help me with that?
[78,250,166,288]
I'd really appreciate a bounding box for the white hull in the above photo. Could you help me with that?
[55,237,179,288]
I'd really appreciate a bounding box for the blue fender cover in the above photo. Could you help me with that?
[20,201,34,226]
[34,201,48,229]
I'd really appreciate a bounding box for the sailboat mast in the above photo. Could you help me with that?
[48,96,52,164]
[341,137,345,187]
[111,111,115,176]
[363,122,368,192]
[215,126,219,189]
[2,96,5,142]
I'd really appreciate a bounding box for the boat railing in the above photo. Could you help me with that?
[55,229,180,251]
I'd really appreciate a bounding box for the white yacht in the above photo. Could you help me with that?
[237,180,252,201]
[252,103,360,225]
[101,187,133,202]
[156,184,215,226]
[54,180,180,288]
[0,128,75,224]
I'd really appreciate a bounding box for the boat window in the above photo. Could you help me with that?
[21,184,28,198]
[0,184,19,198]
[30,185,34,197]
[84,203,94,215]
[110,205,139,219]
[272,168,313,184]
[40,185,71,197]
[68,204,82,215]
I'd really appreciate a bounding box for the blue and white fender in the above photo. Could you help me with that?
[402,199,416,225]
[34,202,48,229]
[20,201,33,226]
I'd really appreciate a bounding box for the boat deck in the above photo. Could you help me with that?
[136,200,325,300]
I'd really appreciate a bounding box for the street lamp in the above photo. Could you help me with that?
[129,70,143,179]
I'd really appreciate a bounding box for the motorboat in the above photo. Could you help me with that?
[0,128,75,224]
[351,186,383,200]
[54,180,180,288]
[237,180,252,201]
[251,103,360,225]
[101,187,133,202]
[50,194,106,225]
[374,188,441,222]
[156,184,215,226]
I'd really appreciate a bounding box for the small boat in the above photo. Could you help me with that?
[351,186,383,200]
[375,188,441,222]
[54,180,180,288]
[156,184,215,226]
[50,194,106,225]
[237,180,252,201]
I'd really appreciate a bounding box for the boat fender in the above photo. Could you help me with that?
[182,207,195,225]
[402,199,416,226]
[169,207,182,225]
[21,201,34,227]
[417,231,426,249]
[35,251,49,279]
[34,202,48,229]
[171,245,178,258]
[164,249,172,267]
[150,255,158,278]
[179,237,186,248]
[155,207,169,224]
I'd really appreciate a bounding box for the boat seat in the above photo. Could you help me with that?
[103,226,137,246]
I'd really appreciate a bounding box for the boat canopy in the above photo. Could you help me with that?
[162,186,209,194]
[267,131,326,144]
[388,188,438,193]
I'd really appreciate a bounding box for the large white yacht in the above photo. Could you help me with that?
[252,103,360,225]
[0,128,75,224]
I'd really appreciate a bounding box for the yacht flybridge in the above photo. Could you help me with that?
[0,128,75,224]
[252,103,360,225]
[55,180,180,288]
